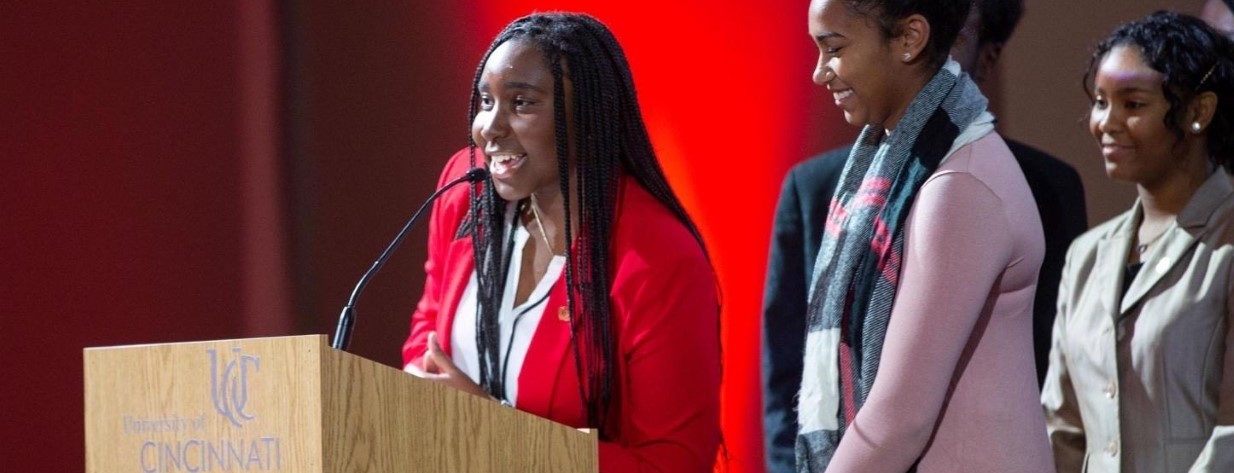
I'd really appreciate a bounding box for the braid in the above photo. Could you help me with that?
[466,38,511,400]
[471,179,509,398]
[596,25,710,259]
[563,21,618,428]
[467,12,716,433]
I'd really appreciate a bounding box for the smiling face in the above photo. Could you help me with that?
[472,40,562,202]
[1088,45,1181,186]
[808,0,913,129]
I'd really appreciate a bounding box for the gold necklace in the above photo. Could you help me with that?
[527,197,558,256]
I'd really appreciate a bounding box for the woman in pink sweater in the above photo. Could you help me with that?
[795,1,1054,471]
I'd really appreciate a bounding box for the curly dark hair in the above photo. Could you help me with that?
[1084,11,1234,171]
[464,12,713,433]
[843,0,972,70]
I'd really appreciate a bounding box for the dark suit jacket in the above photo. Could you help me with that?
[760,139,1087,473]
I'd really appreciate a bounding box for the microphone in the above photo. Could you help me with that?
[331,167,490,351]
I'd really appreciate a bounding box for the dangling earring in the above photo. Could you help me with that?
[902,52,912,61]
[1191,121,1203,134]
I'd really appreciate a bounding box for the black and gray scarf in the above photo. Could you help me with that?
[796,60,991,472]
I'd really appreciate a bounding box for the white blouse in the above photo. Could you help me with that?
[450,212,565,406]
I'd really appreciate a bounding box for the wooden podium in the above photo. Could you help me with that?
[84,335,597,472]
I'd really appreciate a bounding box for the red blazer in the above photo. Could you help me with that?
[402,149,721,472]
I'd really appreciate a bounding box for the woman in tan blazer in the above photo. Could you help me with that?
[1042,12,1234,473]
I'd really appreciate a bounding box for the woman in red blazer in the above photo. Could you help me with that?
[401,13,721,472]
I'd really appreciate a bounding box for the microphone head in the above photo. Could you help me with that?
[465,167,491,182]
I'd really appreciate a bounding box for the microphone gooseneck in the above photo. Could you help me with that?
[331,167,489,351]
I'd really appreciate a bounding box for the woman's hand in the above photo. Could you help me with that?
[411,331,492,399]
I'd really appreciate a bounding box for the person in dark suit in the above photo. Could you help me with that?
[760,1,1088,471]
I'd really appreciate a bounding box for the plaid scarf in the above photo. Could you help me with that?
[795,60,990,472]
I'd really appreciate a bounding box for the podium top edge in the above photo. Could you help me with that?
[83,334,328,352]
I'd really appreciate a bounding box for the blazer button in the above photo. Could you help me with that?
[1155,257,1171,274]
[1105,439,1119,457]
[1104,381,1117,399]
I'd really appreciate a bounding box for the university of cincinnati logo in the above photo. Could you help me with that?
[207,347,260,428]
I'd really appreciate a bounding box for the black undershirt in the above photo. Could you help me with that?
[1123,262,1144,297]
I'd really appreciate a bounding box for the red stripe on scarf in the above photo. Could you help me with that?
[840,295,859,425]
[871,217,901,285]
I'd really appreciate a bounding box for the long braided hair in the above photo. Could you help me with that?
[465,12,711,433]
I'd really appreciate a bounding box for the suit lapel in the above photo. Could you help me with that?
[510,177,630,423]
[1096,219,1132,321]
[438,230,575,422]
[516,280,573,420]
[516,180,623,422]
[1119,172,1234,315]
[1119,229,1198,315]
[437,236,476,356]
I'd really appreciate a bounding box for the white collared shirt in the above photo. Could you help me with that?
[451,213,565,406]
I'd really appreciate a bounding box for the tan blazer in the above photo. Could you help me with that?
[1043,171,1234,473]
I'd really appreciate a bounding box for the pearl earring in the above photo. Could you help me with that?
[1191,121,1203,134]
[903,52,912,61]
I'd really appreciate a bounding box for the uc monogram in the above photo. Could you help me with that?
[207,347,260,428]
